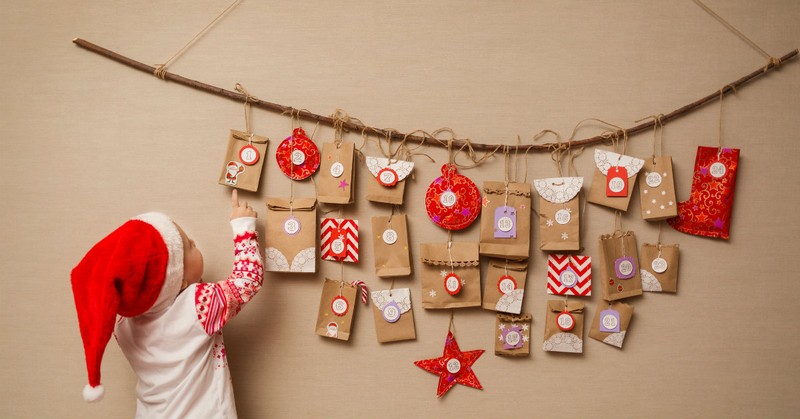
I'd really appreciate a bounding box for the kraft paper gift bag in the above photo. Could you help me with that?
[420,242,481,309]
[371,288,416,343]
[589,301,634,349]
[640,243,680,293]
[365,156,414,205]
[639,156,678,221]
[534,177,582,252]
[599,231,642,301]
[543,300,584,354]
[495,313,532,357]
[264,197,317,273]
[372,214,412,277]
[218,129,269,192]
[479,181,531,259]
[317,141,355,204]
[482,259,527,314]
[588,149,644,211]
[316,278,357,341]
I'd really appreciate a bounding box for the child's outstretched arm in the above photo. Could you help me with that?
[195,190,263,335]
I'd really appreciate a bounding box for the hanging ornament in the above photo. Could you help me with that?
[425,164,481,230]
[414,328,484,398]
[276,127,320,180]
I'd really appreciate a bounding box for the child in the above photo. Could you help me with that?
[71,190,263,418]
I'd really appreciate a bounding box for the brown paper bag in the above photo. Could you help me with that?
[534,177,582,251]
[640,243,680,293]
[370,288,416,343]
[543,300,584,353]
[315,278,357,341]
[372,214,412,277]
[495,313,532,357]
[365,156,414,205]
[317,142,355,204]
[482,259,527,314]
[218,129,269,192]
[599,231,642,300]
[587,149,644,211]
[420,242,481,309]
[479,181,531,259]
[639,156,678,221]
[589,301,634,348]
[264,197,317,273]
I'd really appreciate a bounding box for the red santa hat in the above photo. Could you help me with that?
[71,212,184,402]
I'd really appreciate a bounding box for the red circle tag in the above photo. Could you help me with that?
[276,128,320,180]
[556,310,575,331]
[331,296,349,316]
[377,168,399,186]
[444,272,462,295]
[497,275,517,295]
[239,144,260,166]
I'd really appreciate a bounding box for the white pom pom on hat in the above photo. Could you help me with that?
[83,384,105,402]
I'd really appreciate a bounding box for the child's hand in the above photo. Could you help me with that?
[231,189,257,220]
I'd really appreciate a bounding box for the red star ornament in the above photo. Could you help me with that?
[414,331,484,398]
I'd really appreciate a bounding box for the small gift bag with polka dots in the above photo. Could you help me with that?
[419,241,482,309]
[639,117,678,220]
[598,229,643,301]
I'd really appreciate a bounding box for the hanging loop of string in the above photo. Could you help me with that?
[234,83,258,134]
[153,0,242,79]
[718,84,737,156]
[634,114,665,164]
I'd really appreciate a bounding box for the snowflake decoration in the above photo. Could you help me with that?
[499,335,504,341]
[561,232,569,240]
[521,324,529,331]
[522,335,530,343]
[498,323,506,330]
[460,278,466,286]
[440,270,448,278]
[546,219,554,227]
[429,289,438,298]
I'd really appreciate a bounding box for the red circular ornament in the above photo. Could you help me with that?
[239,144,260,166]
[497,275,517,294]
[557,310,575,331]
[425,164,481,230]
[276,128,320,180]
[444,272,462,295]
[331,296,349,316]
[377,168,399,186]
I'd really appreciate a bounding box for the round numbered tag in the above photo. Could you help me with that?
[497,215,514,232]
[291,149,306,165]
[556,310,575,331]
[330,162,344,178]
[555,209,571,225]
[382,301,401,323]
[283,217,301,235]
[497,275,517,295]
[651,257,668,273]
[602,313,619,330]
[446,358,461,374]
[239,145,260,166]
[377,168,399,187]
[444,272,462,295]
[382,228,398,245]
[504,330,521,346]
[608,176,625,193]
[331,296,349,316]
[559,269,578,288]
[615,256,636,279]
[440,189,457,207]
[331,238,346,256]
[646,172,662,188]
[710,162,726,178]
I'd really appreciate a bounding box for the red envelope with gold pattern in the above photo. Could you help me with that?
[425,164,481,230]
[276,128,320,180]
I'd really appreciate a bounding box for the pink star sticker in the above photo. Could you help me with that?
[482,196,490,207]
[339,179,349,189]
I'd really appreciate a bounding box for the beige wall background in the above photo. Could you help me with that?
[2,1,799,418]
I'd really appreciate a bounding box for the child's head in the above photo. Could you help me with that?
[71,212,187,402]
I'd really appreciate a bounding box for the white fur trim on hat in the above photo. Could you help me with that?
[132,212,184,313]
[83,383,105,402]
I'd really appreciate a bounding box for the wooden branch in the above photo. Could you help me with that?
[73,38,797,152]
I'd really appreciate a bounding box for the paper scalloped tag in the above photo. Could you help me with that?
[365,157,414,184]
[425,164,481,230]
[594,149,644,177]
